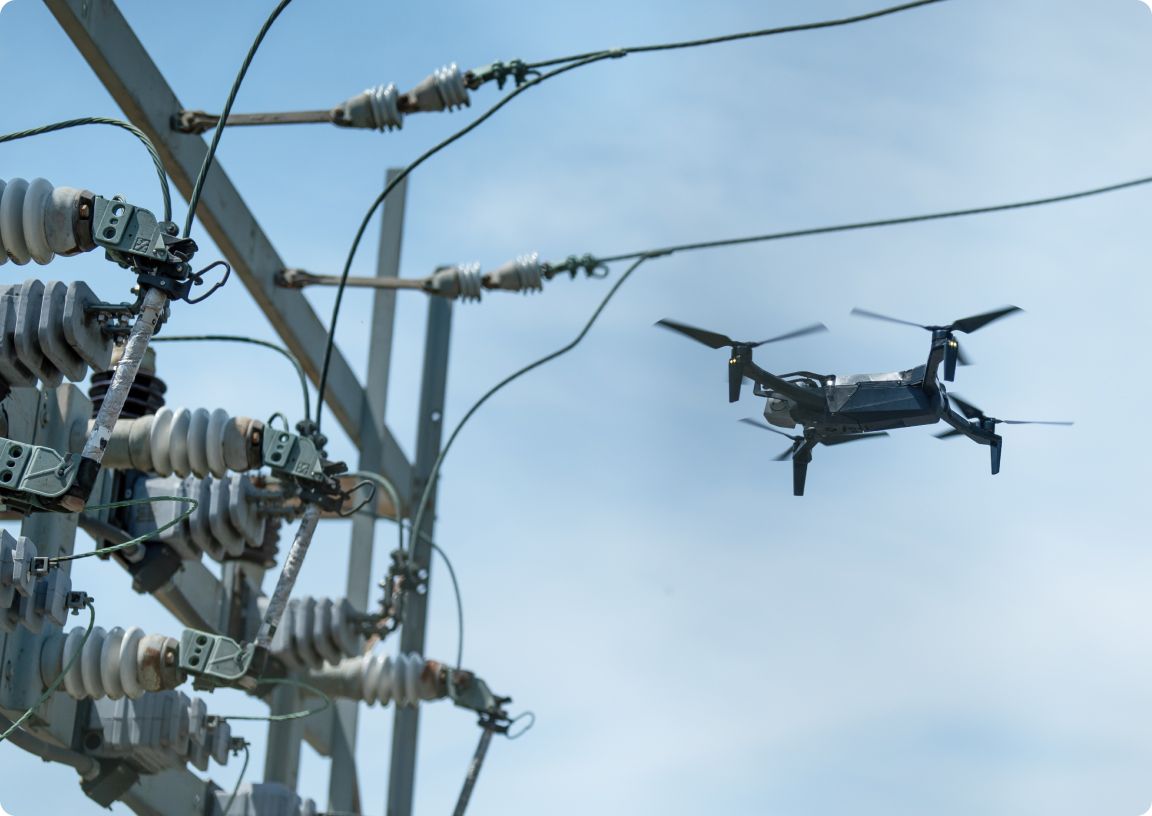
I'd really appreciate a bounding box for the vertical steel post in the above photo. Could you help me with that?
[386,298,452,816]
[327,169,407,813]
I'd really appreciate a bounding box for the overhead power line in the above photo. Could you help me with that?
[183,0,297,237]
[593,171,1152,264]
[525,0,950,69]
[312,0,951,433]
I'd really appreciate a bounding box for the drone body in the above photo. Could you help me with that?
[658,307,1071,496]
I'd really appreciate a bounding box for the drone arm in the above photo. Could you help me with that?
[922,334,952,396]
[938,406,1003,474]
[742,361,825,410]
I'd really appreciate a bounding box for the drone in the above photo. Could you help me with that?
[657,307,1072,496]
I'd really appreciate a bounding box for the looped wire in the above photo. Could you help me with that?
[184,260,232,305]
[504,710,536,740]
[338,480,376,518]
[267,412,291,432]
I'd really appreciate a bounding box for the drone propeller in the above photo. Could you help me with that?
[656,318,828,350]
[935,394,1073,437]
[849,305,1020,381]
[657,318,827,402]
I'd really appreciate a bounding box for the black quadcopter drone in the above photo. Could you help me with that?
[657,306,1072,496]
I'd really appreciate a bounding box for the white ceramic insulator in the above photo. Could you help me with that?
[365,83,403,131]
[39,624,167,701]
[484,252,543,293]
[101,406,259,478]
[0,178,88,266]
[269,595,362,670]
[427,263,483,302]
[308,652,436,707]
[432,64,470,111]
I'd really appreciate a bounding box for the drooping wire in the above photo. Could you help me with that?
[222,741,251,816]
[505,711,536,740]
[406,255,653,592]
[349,473,464,667]
[0,116,172,222]
[314,52,622,436]
[48,496,198,567]
[430,540,465,671]
[593,172,1152,264]
[346,470,405,556]
[183,0,296,238]
[220,676,332,722]
[526,0,949,69]
[0,600,95,744]
[151,334,310,423]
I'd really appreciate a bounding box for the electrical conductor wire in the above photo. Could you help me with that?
[183,0,296,238]
[219,676,332,722]
[151,334,311,422]
[0,117,172,222]
[0,600,95,745]
[49,496,198,567]
[406,255,653,588]
[314,52,620,436]
[222,741,251,816]
[526,0,949,69]
[593,172,1152,264]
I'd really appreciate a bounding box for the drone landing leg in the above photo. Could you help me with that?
[792,441,816,497]
[939,408,1003,475]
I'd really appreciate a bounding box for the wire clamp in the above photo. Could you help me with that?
[465,59,540,90]
[547,253,608,280]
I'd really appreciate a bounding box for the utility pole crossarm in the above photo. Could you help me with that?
[42,0,412,495]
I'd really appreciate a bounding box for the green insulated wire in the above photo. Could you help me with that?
[49,496,198,567]
[0,600,96,744]
[405,255,654,608]
[526,0,950,69]
[222,741,251,816]
[220,676,332,722]
[594,173,1152,264]
[151,334,311,422]
[184,0,297,237]
[0,116,172,222]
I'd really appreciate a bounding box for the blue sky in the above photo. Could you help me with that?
[2,0,1152,814]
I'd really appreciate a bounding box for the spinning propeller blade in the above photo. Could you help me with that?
[850,305,1022,335]
[738,417,799,440]
[751,323,829,347]
[934,428,964,439]
[659,317,829,404]
[949,306,1022,334]
[654,319,733,349]
[943,394,1074,432]
[848,308,926,329]
[656,318,828,350]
